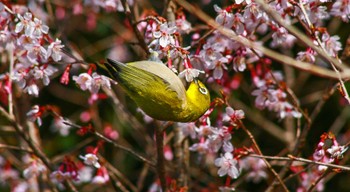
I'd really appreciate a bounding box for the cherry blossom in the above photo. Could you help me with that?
[239,157,267,183]
[90,73,111,93]
[208,127,233,152]
[26,105,43,126]
[330,0,350,22]
[178,122,198,139]
[321,33,342,57]
[214,5,234,28]
[47,38,64,61]
[296,48,316,63]
[214,152,240,179]
[178,68,204,82]
[73,73,93,91]
[32,17,49,38]
[222,107,245,124]
[23,159,47,179]
[80,153,101,168]
[152,22,177,48]
[15,12,35,37]
[92,166,109,184]
[50,170,71,184]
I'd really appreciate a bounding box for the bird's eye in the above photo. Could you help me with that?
[199,87,208,95]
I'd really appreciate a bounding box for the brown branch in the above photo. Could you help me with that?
[0,143,33,153]
[155,125,167,191]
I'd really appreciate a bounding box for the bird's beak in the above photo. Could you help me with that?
[193,78,199,85]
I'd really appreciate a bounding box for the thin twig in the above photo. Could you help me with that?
[248,154,350,171]
[307,169,330,192]
[7,43,14,118]
[61,119,156,167]
[103,157,138,192]
[240,123,289,192]
[0,143,33,153]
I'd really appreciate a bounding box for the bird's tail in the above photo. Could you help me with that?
[95,59,126,81]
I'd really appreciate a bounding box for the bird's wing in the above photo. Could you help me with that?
[105,59,187,110]
[127,61,186,100]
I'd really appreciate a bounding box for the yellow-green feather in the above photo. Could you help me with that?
[103,59,210,122]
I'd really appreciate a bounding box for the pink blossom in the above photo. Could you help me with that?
[24,83,39,96]
[50,170,71,183]
[326,145,348,161]
[222,107,245,123]
[214,152,240,179]
[164,145,174,161]
[12,181,29,192]
[103,125,119,140]
[92,166,109,184]
[232,54,247,72]
[330,0,350,22]
[50,118,73,136]
[321,33,342,56]
[80,153,101,168]
[239,157,267,183]
[271,27,296,48]
[205,55,228,79]
[73,73,92,91]
[195,124,213,137]
[208,127,233,152]
[31,65,57,85]
[176,18,192,34]
[214,5,234,28]
[235,0,252,4]
[189,141,210,154]
[178,122,198,139]
[152,22,176,48]
[76,166,94,183]
[26,105,42,126]
[296,49,316,63]
[12,70,27,89]
[90,73,111,93]
[0,167,19,182]
[32,17,49,38]
[47,38,64,61]
[178,68,204,82]
[15,12,34,37]
[23,160,47,179]
[26,43,47,64]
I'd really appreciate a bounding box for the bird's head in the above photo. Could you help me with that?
[185,78,211,115]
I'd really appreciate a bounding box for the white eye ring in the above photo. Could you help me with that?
[199,87,208,95]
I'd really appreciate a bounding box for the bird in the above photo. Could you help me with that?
[100,58,210,122]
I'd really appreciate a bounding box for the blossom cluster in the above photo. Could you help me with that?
[177,106,245,180]
[0,3,64,97]
[251,68,302,119]
[293,132,348,191]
